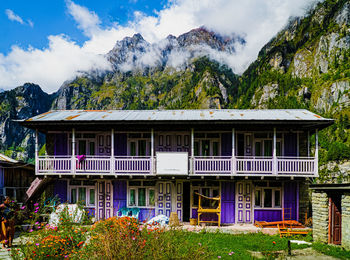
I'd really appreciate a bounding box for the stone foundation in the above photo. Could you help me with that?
[342,193,350,249]
[312,191,329,243]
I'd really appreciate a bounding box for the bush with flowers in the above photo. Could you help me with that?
[11,204,89,260]
[74,216,209,259]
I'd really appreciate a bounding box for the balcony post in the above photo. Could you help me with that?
[273,127,277,175]
[232,128,236,175]
[72,128,76,175]
[151,128,154,174]
[111,128,115,175]
[191,128,194,174]
[315,129,319,176]
[307,131,310,157]
[35,129,39,174]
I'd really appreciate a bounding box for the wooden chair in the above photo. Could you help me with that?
[196,193,221,227]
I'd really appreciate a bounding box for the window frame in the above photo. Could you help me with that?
[68,181,96,207]
[193,133,221,156]
[127,181,156,208]
[254,186,282,209]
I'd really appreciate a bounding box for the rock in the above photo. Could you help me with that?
[251,84,279,108]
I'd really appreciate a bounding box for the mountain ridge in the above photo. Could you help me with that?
[0,0,349,183]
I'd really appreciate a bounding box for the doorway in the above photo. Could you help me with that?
[329,193,342,245]
[236,181,252,223]
[183,182,191,222]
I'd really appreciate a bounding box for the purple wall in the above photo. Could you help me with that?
[115,134,127,156]
[139,209,155,222]
[221,133,232,156]
[54,133,68,155]
[221,181,235,223]
[113,180,127,216]
[254,209,282,222]
[53,180,67,202]
[284,182,298,220]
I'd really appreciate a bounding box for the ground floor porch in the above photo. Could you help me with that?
[49,177,308,225]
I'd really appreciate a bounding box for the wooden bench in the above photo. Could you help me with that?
[277,224,310,238]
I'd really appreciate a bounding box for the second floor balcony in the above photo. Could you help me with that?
[36,154,317,177]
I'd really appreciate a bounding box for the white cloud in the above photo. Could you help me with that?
[5,9,34,27]
[0,0,316,93]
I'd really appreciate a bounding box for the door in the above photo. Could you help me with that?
[97,180,113,220]
[329,194,342,245]
[236,182,252,223]
[157,182,172,217]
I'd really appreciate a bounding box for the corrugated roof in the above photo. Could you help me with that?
[0,153,18,163]
[23,109,332,122]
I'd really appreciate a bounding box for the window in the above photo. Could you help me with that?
[254,134,282,157]
[254,183,281,208]
[128,181,155,207]
[69,181,95,207]
[194,134,220,156]
[191,185,219,208]
[128,134,150,156]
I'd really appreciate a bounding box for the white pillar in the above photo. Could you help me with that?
[151,128,154,174]
[191,128,194,174]
[273,128,277,175]
[72,128,76,175]
[35,129,39,174]
[232,128,236,175]
[307,131,310,157]
[111,128,115,175]
[315,129,319,177]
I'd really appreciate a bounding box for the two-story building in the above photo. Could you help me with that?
[20,109,333,224]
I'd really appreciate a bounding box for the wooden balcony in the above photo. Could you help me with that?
[36,155,317,177]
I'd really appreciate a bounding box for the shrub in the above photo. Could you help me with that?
[326,141,350,161]
[76,216,209,259]
[12,205,89,260]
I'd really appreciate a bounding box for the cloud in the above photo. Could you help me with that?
[5,9,34,27]
[0,0,316,93]
[66,0,101,37]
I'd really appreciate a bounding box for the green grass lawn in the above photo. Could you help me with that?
[167,231,310,259]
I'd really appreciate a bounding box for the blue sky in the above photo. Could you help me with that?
[0,0,165,54]
[0,0,313,92]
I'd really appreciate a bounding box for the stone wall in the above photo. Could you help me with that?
[342,193,350,249]
[299,181,311,223]
[312,191,329,243]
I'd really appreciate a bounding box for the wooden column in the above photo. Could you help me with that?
[35,129,39,174]
[151,128,154,174]
[273,127,277,175]
[191,128,194,175]
[111,128,115,175]
[72,128,76,175]
[315,129,319,177]
[307,131,310,157]
[232,128,236,175]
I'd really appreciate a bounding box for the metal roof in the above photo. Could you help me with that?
[0,153,18,164]
[23,109,332,122]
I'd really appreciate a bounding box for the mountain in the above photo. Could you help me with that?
[0,83,54,161]
[0,0,349,183]
[235,0,350,182]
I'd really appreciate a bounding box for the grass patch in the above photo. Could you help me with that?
[178,231,309,259]
[312,242,350,260]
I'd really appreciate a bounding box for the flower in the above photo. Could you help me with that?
[35,222,40,225]
[229,251,234,255]
[35,243,39,246]
[273,241,276,244]
[29,229,33,233]
[20,206,26,210]
[34,203,39,206]
[218,256,221,259]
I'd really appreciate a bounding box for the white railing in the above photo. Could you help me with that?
[38,156,71,174]
[193,156,232,175]
[75,156,111,174]
[115,156,152,174]
[36,155,317,176]
[277,157,315,175]
[236,156,274,174]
